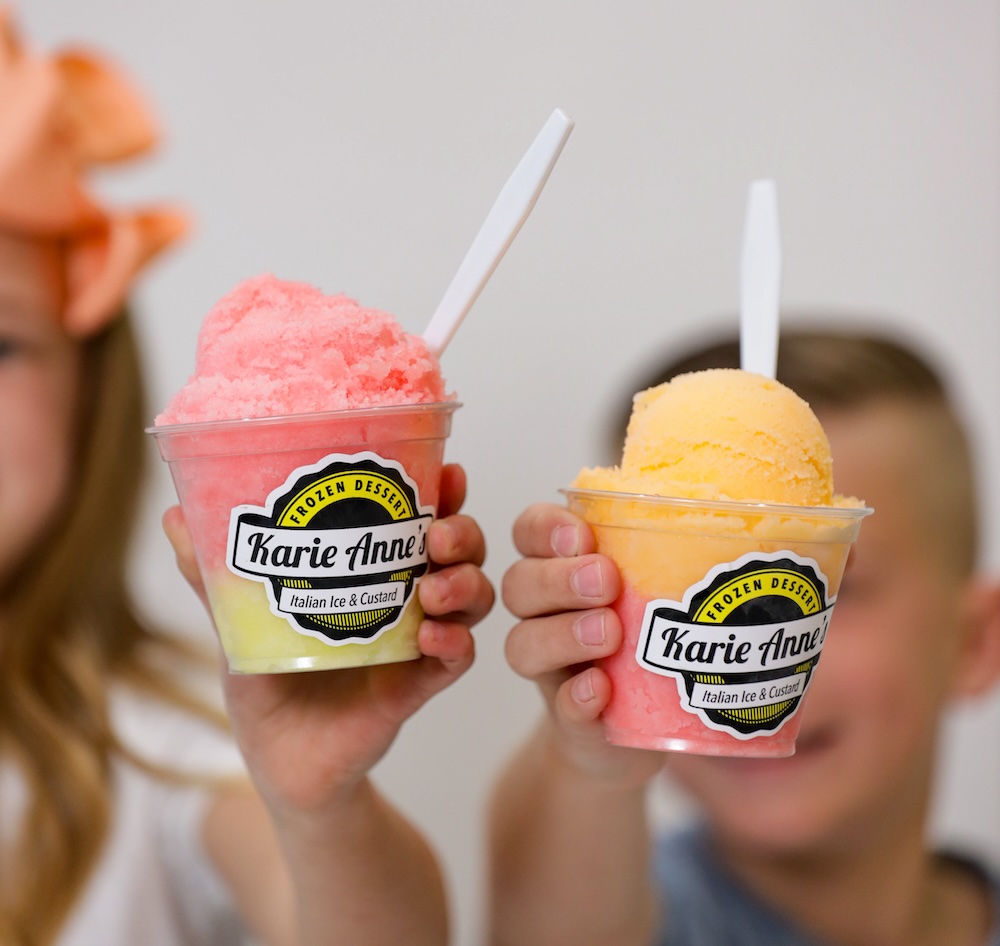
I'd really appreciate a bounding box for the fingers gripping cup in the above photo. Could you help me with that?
[151,275,456,674]
[152,404,457,673]
[565,490,869,756]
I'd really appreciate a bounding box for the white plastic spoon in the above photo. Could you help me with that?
[739,179,782,378]
[422,108,575,357]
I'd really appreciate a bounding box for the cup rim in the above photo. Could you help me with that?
[146,400,462,438]
[561,486,873,520]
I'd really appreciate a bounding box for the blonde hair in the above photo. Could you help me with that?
[0,310,223,945]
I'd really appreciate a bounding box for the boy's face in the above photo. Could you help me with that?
[664,401,975,857]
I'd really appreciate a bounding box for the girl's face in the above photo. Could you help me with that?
[0,232,80,593]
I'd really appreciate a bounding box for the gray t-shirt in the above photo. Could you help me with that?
[654,826,1000,946]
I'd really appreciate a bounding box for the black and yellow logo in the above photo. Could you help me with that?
[230,454,431,644]
[639,555,831,736]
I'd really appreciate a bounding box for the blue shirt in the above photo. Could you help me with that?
[654,826,1000,946]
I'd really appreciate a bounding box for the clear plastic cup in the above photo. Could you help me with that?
[564,488,871,757]
[149,402,459,673]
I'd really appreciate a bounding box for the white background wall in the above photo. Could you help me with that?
[26,3,1000,943]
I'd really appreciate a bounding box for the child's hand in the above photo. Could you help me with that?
[503,503,664,788]
[163,462,493,820]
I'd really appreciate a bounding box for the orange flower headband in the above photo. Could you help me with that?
[0,7,187,336]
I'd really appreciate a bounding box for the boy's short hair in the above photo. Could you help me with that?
[612,327,979,574]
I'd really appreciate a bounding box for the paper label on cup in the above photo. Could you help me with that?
[636,550,834,739]
[227,452,433,646]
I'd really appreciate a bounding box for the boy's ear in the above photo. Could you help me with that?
[951,577,1000,699]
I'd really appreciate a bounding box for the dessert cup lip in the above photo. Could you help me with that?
[146,400,462,438]
[561,486,873,520]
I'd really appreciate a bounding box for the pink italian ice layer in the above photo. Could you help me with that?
[601,584,801,757]
[156,274,449,425]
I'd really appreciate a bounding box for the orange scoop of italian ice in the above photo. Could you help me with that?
[575,368,834,506]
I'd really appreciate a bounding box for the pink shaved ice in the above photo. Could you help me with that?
[156,274,449,425]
